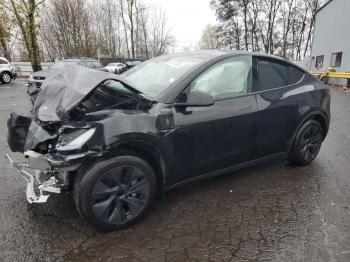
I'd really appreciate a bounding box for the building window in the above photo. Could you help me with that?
[331,52,342,67]
[315,55,324,69]
[311,57,315,69]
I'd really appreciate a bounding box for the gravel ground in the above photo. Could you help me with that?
[1,80,350,262]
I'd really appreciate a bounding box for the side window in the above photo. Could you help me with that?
[77,61,87,67]
[0,59,8,65]
[190,56,252,100]
[254,57,305,92]
[85,62,95,69]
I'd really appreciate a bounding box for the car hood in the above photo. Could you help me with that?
[32,65,144,123]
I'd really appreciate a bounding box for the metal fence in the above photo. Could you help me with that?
[12,62,54,77]
[12,58,142,76]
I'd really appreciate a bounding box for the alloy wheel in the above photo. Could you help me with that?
[299,124,322,163]
[2,72,11,84]
[90,165,150,225]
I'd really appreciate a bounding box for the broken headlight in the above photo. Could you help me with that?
[55,128,96,152]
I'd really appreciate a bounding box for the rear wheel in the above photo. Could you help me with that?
[74,155,157,230]
[0,72,11,84]
[289,120,323,166]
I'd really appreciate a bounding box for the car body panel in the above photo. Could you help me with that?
[165,95,257,184]
[27,58,107,95]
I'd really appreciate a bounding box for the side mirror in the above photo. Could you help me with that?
[174,90,214,107]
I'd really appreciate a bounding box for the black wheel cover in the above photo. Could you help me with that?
[299,124,322,162]
[90,165,150,225]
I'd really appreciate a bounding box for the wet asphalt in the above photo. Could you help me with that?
[0,80,350,262]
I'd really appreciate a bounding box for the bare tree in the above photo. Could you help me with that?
[92,0,122,58]
[39,0,175,61]
[127,0,136,58]
[199,24,222,49]
[211,0,325,60]
[0,0,12,60]
[148,9,175,57]
[138,3,150,59]
[9,0,43,71]
[41,0,97,58]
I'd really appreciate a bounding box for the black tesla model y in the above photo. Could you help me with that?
[7,51,330,230]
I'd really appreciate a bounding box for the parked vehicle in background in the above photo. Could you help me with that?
[105,63,127,74]
[6,51,330,230]
[27,58,107,103]
[118,60,142,74]
[0,57,17,84]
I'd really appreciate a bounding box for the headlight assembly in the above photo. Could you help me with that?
[56,128,96,152]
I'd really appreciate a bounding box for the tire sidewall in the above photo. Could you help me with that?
[74,155,157,230]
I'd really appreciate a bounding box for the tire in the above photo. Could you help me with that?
[0,72,12,84]
[288,120,323,166]
[74,155,157,230]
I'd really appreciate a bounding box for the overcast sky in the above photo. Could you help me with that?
[143,0,217,51]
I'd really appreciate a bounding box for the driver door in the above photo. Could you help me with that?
[168,55,258,184]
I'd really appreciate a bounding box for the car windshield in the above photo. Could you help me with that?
[50,61,77,70]
[122,56,204,97]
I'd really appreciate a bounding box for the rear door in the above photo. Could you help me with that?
[169,55,258,183]
[252,56,306,158]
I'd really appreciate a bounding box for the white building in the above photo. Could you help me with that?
[310,0,350,84]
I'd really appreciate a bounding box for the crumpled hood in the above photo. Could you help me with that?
[32,69,52,78]
[32,65,140,123]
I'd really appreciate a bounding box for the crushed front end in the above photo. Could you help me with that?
[6,65,155,204]
[6,113,102,203]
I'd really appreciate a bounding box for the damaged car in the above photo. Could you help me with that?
[6,51,330,230]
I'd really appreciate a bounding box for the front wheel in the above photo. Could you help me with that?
[0,72,12,84]
[288,120,324,166]
[74,155,157,230]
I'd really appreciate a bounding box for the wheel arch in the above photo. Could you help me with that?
[289,110,329,152]
[299,110,329,139]
[105,137,173,199]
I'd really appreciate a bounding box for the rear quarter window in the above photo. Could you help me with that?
[0,59,8,65]
[254,57,305,92]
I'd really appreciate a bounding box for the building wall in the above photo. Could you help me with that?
[311,0,350,77]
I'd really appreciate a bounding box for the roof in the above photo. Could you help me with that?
[172,50,303,67]
[315,0,334,16]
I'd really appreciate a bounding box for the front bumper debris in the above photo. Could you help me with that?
[5,151,61,204]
